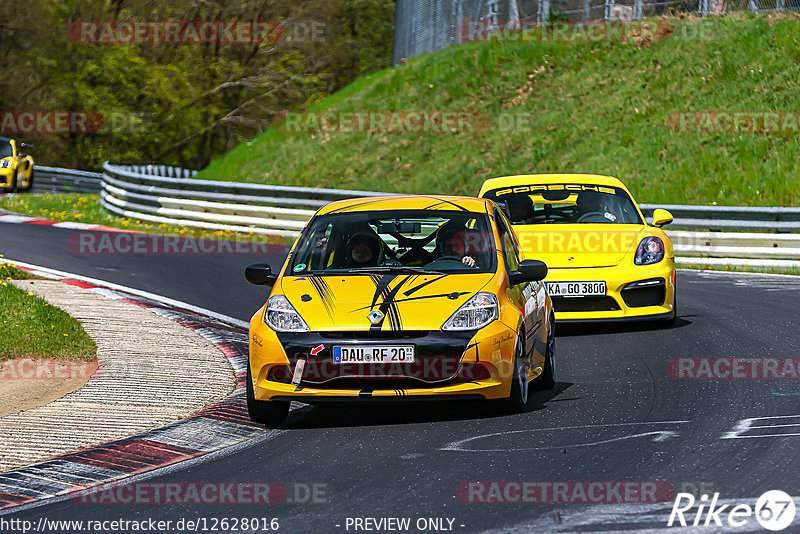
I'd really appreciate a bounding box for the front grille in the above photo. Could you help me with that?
[552,296,621,312]
[275,331,474,385]
[621,279,666,308]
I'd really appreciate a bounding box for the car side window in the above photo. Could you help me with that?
[494,208,520,272]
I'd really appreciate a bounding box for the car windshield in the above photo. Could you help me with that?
[0,141,12,159]
[289,209,497,275]
[482,183,643,225]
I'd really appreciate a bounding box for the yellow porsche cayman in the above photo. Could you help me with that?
[245,195,554,425]
[0,137,34,192]
[479,174,676,324]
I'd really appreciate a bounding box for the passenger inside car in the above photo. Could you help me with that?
[345,233,383,267]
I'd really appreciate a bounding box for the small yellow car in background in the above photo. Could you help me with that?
[479,174,676,324]
[245,195,554,425]
[0,137,34,193]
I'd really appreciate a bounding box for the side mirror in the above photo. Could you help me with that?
[509,259,548,285]
[245,263,278,287]
[20,143,34,150]
[652,208,673,228]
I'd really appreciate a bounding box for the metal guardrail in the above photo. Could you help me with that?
[100,163,396,237]
[33,166,103,193]
[11,163,800,269]
[640,204,800,232]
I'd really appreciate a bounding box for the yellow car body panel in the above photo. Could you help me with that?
[248,195,553,408]
[479,174,676,323]
[0,137,34,192]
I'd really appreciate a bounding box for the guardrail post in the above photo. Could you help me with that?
[538,0,550,23]
[633,0,643,19]
[604,0,615,20]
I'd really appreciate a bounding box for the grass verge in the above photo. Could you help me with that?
[196,14,800,207]
[0,277,97,362]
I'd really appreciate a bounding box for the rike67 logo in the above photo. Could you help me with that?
[668,490,796,531]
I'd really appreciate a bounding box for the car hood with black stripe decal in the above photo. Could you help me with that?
[279,272,494,331]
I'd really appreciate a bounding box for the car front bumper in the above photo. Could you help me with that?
[547,259,676,322]
[249,317,519,403]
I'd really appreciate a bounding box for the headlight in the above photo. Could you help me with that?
[634,236,665,265]
[0,160,12,169]
[442,292,498,331]
[265,295,309,332]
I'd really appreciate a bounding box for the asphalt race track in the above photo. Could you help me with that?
[3,222,800,532]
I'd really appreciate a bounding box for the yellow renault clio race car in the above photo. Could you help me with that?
[0,137,34,192]
[245,195,554,425]
[479,174,676,324]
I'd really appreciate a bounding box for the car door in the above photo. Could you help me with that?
[495,208,545,371]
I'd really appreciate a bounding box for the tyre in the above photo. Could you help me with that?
[246,364,289,426]
[502,331,529,414]
[8,170,17,193]
[535,314,556,390]
[20,169,33,192]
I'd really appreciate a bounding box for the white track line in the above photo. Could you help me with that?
[0,258,248,329]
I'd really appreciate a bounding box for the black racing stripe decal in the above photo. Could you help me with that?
[308,276,335,319]
[370,274,396,310]
[380,275,414,332]
[368,274,393,331]
[367,274,415,332]
[402,274,448,297]
[351,291,471,312]
[327,198,389,214]
[421,196,469,212]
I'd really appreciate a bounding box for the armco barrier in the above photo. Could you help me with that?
[32,166,103,193]
[11,163,800,269]
[640,204,800,232]
[100,163,394,237]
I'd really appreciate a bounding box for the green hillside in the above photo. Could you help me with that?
[196,14,800,206]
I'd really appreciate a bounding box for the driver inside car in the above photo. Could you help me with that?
[436,224,479,268]
[575,191,618,222]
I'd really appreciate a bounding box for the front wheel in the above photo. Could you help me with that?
[20,169,33,192]
[246,365,289,426]
[501,331,529,414]
[6,170,17,193]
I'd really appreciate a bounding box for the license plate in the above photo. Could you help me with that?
[332,345,415,364]
[546,281,606,297]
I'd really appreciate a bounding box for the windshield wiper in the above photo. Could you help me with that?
[346,266,445,275]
